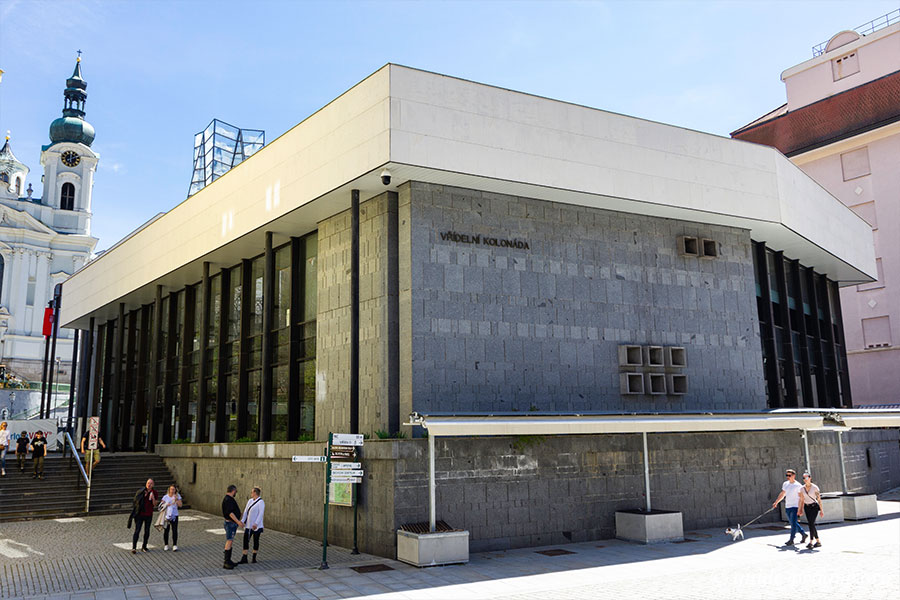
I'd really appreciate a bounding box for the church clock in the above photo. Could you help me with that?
[61,151,81,167]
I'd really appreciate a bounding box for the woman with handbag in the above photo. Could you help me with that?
[238,487,265,564]
[798,471,824,549]
[159,484,183,551]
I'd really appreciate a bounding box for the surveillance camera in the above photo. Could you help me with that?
[380,169,392,186]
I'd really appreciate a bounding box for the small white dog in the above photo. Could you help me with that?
[725,525,744,541]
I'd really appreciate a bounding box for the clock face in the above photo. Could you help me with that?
[61,151,81,168]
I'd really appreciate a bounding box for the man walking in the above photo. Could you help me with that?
[31,431,48,479]
[131,478,159,554]
[221,484,244,569]
[772,468,807,547]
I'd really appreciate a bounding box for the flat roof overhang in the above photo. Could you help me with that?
[60,65,876,329]
[408,410,900,437]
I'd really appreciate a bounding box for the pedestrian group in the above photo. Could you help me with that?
[125,478,265,568]
[0,422,48,479]
[772,468,824,549]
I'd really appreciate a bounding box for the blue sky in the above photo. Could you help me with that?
[1,0,897,250]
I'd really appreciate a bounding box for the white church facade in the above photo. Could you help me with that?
[0,58,98,381]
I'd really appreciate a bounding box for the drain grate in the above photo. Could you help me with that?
[758,526,787,531]
[535,548,576,556]
[673,539,698,544]
[399,520,456,534]
[352,564,395,573]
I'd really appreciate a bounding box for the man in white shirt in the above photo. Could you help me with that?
[772,468,807,547]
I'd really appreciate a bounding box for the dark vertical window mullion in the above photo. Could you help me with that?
[100,321,115,443]
[109,303,125,451]
[817,276,840,407]
[261,233,275,441]
[789,261,814,407]
[238,259,252,438]
[148,286,163,450]
[80,317,95,434]
[288,237,302,441]
[121,309,137,450]
[774,252,798,406]
[829,279,852,407]
[805,269,827,408]
[178,286,195,440]
[134,305,151,451]
[754,243,781,407]
[215,268,229,442]
[163,293,178,444]
[197,263,211,442]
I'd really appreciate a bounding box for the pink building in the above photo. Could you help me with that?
[733,13,900,406]
[731,10,900,406]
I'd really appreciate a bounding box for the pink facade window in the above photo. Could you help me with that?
[862,315,892,348]
[841,147,870,180]
[832,52,860,81]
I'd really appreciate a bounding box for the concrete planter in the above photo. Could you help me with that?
[397,530,469,567]
[780,496,844,524]
[841,493,878,520]
[615,509,684,544]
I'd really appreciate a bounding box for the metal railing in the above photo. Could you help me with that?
[813,9,900,56]
[64,431,91,512]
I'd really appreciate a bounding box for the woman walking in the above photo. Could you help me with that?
[798,471,824,549]
[160,484,183,551]
[238,487,265,564]
[0,422,9,477]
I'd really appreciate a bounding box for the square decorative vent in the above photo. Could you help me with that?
[677,236,699,257]
[665,347,687,368]
[646,373,667,395]
[644,346,664,367]
[621,372,645,395]
[618,345,643,367]
[667,374,688,395]
[701,239,719,258]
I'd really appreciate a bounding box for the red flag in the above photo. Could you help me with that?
[42,307,55,337]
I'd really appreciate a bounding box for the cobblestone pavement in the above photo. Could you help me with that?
[0,509,378,598]
[1,501,898,600]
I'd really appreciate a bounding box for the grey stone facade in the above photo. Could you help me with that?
[402,182,766,415]
[159,428,899,558]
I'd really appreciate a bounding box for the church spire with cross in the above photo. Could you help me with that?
[48,52,95,147]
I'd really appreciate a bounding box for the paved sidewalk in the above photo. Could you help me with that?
[2,501,898,600]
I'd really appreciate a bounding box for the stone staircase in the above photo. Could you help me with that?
[0,452,181,522]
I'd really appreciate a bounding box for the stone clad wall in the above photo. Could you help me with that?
[404,182,767,414]
[158,429,900,558]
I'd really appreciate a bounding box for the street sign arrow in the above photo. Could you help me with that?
[330,477,362,483]
[292,455,327,463]
[330,469,364,477]
[331,433,364,447]
[330,462,362,469]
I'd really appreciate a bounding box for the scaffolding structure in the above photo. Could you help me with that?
[188,119,264,196]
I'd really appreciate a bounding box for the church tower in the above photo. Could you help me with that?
[39,55,98,236]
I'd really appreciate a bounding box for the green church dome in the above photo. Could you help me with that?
[50,115,95,147]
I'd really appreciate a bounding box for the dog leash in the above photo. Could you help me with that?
[742,505,777,528]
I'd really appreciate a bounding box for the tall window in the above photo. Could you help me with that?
[61,183,75,210]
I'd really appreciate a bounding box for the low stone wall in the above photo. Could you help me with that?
[158,428,900,558]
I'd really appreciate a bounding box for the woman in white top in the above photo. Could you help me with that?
[0,421,9,477]
[798,472,823,549]
[160,485,183,551]
[239,486,265,564]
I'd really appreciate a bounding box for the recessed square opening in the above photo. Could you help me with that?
[667,374,688,395]
[666,347,687,368]
[678,236,699,257]
[621,372,644,395]
[646,373,667,395]
[618,345,643,367]
[701,239,718,258]
[645,346,664,367]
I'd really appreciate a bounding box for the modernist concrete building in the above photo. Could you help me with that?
[59,65,899,557]
[733,16,900,405]
[0,58,98,382]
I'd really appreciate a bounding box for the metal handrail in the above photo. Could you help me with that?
[65,431,89,487]
[812,9,900,56]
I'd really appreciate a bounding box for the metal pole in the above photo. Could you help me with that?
[351,446,360,555]
[642,432,651,512]
[837,430,848,494]
[46,289,62,419]
[320,433,332,570]
[429,432,436,532]
[86,446,92,512]
[802,430,811,475]
[66,330,80,437]
[39,330,51,418]
[350,190,359,436]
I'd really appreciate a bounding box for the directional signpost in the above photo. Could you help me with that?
[320,432,364,569]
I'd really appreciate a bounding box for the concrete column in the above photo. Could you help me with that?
[10,249,28,333]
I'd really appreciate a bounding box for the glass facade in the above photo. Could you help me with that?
[752,241,851,408]
[88,232,318,450]
[188,119,265,197]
